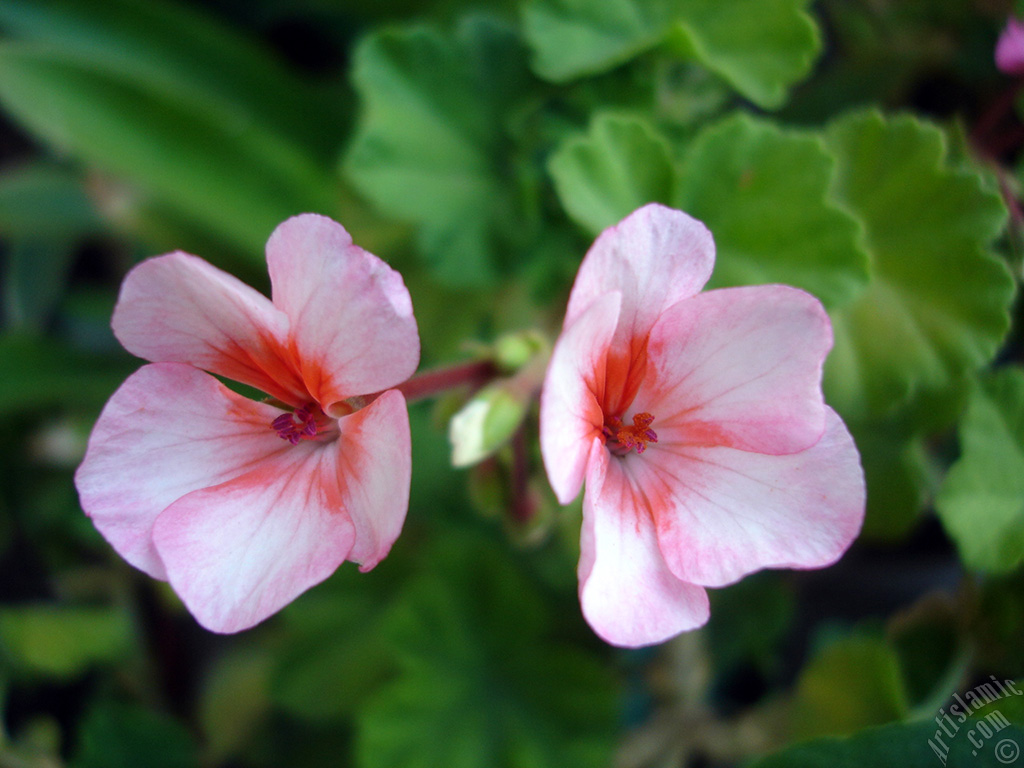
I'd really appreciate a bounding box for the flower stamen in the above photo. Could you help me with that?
[604,412,658,455]
[271,404,321,444]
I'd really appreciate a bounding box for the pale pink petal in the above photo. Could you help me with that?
[152,438,358,633]
[636,285,831,456]
[639,409,864,588]
[565,203,714,344]
[997,17,1024,75]
[75,363,294,580]
[335,389,411,571]
[540,292,621,504]
[265,214,420,409]
[579,440,710,648]
[112,253,306,406]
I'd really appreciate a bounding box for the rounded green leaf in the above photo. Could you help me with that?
[675,112,869,307]
[548,113,675,235]
[823,110,1014,422]
[936,368,1024,573]
[666,0,821,109]
[523,0,821,108]
[345,20,531,286]
[356,535,617,768]
[789,634,909,741]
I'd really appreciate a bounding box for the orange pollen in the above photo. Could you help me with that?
[604,412,658,455]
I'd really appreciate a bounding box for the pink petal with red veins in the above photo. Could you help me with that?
[265,214,420,410]
[334,389,411,571]
[579,441,710,648]
[75,363,293,580]
[540,292,621,505]
[152,436,358,634]
[112,253,305,407]
[565,203,714,345]
[641,408,864,588]
[638,285,831,456]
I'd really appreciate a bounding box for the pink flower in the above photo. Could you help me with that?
[540,204,864,647]
[75,214,419,633]
[997,17,1024,75]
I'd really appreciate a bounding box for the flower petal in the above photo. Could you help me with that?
[997,17,1024,75]
[638,285,831,456]
[579,440,710,648]
[565,203,714,344]
[265,214,420,408]
[540,292,621,504]
[335,389,411,571]
[642,408,865,588]
[112,253,305,406]
[75,363,294,580]
[152,437,358,633]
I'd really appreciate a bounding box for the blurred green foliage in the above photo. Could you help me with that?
[0,0,1021,766]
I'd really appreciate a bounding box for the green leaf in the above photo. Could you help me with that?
[823,110,1014,422]
[0,162,102,239]
[270,565,404,721]
[73,701,198,768]
[198,648,272,763]
[706,572,794,678]
[888,594,967,713]
[357,534,617,768]
[675,112,869,307]
[0,604,133,679]
[0,333,134,415]
[522,0,821,108]
[935,368,1024,573]
[0,42,337,256]
[0,164,104,328]
[522,0,664,83]
[750,719,1024,768]
[345,19,531,286]
[0,0,342,159]
[852,420,932,541]
[548,113,674,235]
[789,633,909,740]
[665,0,821,109]
[3,240,78,330]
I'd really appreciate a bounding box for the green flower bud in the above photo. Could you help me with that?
[449,383,528,468]
[493,330,548,374]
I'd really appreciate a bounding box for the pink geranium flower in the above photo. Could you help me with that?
[540,204,864,647]
[75,214,419,633]
[997,17,1024,75]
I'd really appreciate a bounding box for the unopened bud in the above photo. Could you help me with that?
[493,330,547,374]
[449,384,528,468]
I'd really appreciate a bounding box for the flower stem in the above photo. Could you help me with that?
[392,359,498,403]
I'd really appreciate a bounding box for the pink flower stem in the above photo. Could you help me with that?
[509,427,535,525]
[389,359,499,404]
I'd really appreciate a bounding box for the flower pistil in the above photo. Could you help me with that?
[604,412,658,455]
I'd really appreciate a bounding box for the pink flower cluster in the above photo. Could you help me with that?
[77,206,864,644]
